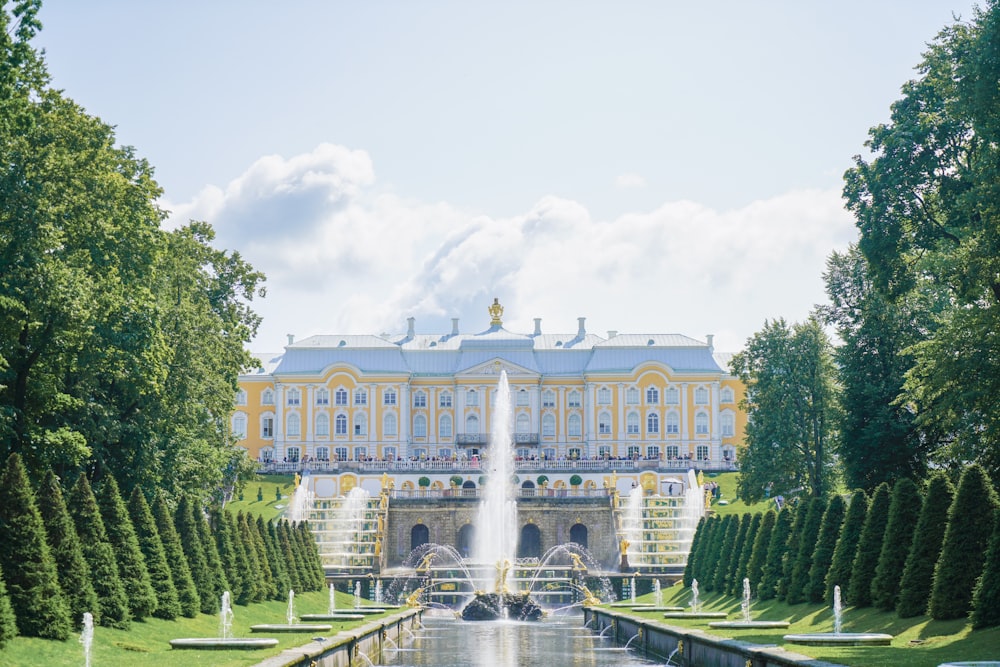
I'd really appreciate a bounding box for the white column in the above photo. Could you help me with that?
[617,383,625,439]
[558,387,566,445]
[275,384,284,447]
[306,385,314,440]
[428,387,436,444]
[587,383,596,442]
[712,381,721,460]
[401,384,410,442]
[680,382,689,441]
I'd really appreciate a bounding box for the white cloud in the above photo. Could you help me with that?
[164,144,857,353]
[614,172,648,189]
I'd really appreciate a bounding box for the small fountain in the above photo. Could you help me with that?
[709,578,789,629]
[783,585,892,646]
[662,578,727,620]
[250,589,335,634]
[171,591,279,649]
[287,472,314,523]
[80,612,94,667]
[300,583,367,622]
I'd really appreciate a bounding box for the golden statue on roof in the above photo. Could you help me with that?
[488,297,504,326]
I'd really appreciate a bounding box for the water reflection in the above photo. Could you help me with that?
[381,613,656,667]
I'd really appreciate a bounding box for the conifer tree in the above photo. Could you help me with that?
[847,482,890,608]
[971,510,1000,629]
[758,507,794,600]
[279,520,304,592]
[0,454,73,639]
[195,505,229,605]
[153,495,199,617]
[778,501,810,601]
[128,488,180,620]
[692,515,719,586]
[806,494,845,603]
[68,474,130,629]
[266,518,294,599]
[716,514,748,593]
[730,513,762,597]
[298,521,326,590]
[746,510,776,591]
[683,517,706,587]
[0,561,17,649]
[871,478,923,610]
[230,511,259,604]
[175,495,216,614]
[97,476,157,620]
[237,511,265,603]
[212,509,244,603]
[897,472,955,617]
[930,465,1000,620]
[37,470,99,629]
[787,497,826,604]
[826,489,868,601]
[250,514,278,599]
[291,521,317,591]
[705,515,735,591]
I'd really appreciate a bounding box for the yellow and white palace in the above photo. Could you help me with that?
[233,300,746,468]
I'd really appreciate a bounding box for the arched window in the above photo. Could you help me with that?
[315,446,330,461]
[570,524,588,548]
[287,388,301,406]
[567,391,582,408]
[457,524,476,558]
[627,412,640,435]
[413,391,427,408]
[286,413,301,437]
[721,412,735,437]
[542,390,555,407]
[335,388,348,405]
[696,445,710,461]
[439,414,453,438]
[384,388,397,405]
[695,412,709,435]
[262,389,275,405]
[354,389,367,405]
[235,389,247,406]
[518,524,542,559]
[721,386,734,403]
[232,413,247,439]
[666,445,679,459]
[439,391,452,408]
[597,387,611,404]
[383,413,397,436]
[315,412,330,436]
[414,414,427,438]
[664,386,680,405]
[261,413,274,438]
[516,389,529,406]
[598,411,612,435]
[516,413,530,433]
[467,389,479,406]
[465,414,479,434]
[646,386,659,404]
[626,387,639,404]
[542,414,556,437]
[666,411,680,434]
[286,446,300,462]
[315,388,329,405]
[694,386,709,405]
[354,413,367,436]
[335,413,348,435]
[568,414,582,437]
[411,524,429,551]
[647,412,660,434]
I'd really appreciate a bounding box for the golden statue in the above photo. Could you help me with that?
[488,298,504,326]
[610,471,617,489]
[570,553,587,573]
[620,539,630,555]
[417,553,435,572]
[579,585,601,606]
[377,514,384,532]
[374,538,382,556]
[495,559,512,593]
[405,587,424,607]
[381,472,389,490]
[293,473,301,489]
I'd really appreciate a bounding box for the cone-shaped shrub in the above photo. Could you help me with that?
[128,488,180,620]
[237,511,265,603]
[705,515,736,591]
[97,476,157,620]
[297,521,326,590]
[721,515,751,595]
[871,478,923,610]
[897,472,955,617]
[212,509,244,603]
[683,517,706,587]
[68,474,130,629]
[758,507,794,601]
[292,521,318,591]
[195,505,229,605]
[847,483,890,608]
[266,519,293,599]
[777,501,810,601]
[930,465,1000,620]
[746,510,776,591]
[153,495,199,617]
[248,513,277,599]
[691,515,719,586]
[787,497,826,604]
[971,510,1000,629]
[174,495,216,614]
[731,513,762,597]
[0,561,18,648]
[806,494,845,603]
[229,511,259,604]
[37,470,99,629]
[0,454,73,639]
[279,520,304,593]
[826,489,868,601]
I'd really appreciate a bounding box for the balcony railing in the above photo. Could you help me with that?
[257,458,738,475]
[388,487,614,500]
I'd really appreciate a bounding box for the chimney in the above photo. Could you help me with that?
[608,330,618,339]
[406,317,415,338]
[706,334,715,352]
[533,318,542,335]
[286,334,295,346]
[451,318,460,335]
[577,317,586,337]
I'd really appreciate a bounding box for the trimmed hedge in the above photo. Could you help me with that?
[847,482,890,608]
[871,477,922,610]
[807,494,846,603]
[826,489,868,601]
[897,472,955,618]
[971,509,1000,629]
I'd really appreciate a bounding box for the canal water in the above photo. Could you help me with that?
[378,612,657,667]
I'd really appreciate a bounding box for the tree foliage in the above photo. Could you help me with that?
[758,507,794,601]
[897,471,955,617]
[153,495,198,618]
[786,497,825,604]
[826,489,868,601]
[807,494,846,603]
[128,488,180,620]
[871,478,923,610]
[97,475,157,620]
[847,483,890,608]
[731,317,838,502]
[971,509,1000,629]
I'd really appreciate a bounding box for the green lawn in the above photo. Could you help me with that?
[620,582,1000,666]
[226,473,296,521]
[702,472,773,516]
[0,589,396,667]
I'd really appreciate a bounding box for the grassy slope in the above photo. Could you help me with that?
[225,474,297,522]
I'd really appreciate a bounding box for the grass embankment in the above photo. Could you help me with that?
[226,473,298,522]
[1,589,397,667]
[620,583,1000,666]
[701,471,772,516]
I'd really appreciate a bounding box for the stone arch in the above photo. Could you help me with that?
[569,523,588,548]
[518,523,542,559]
[457,523,475,558]
[411,524,429,551]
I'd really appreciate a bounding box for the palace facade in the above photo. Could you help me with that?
[233,301,746,468]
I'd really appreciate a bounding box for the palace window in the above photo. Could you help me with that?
[354,389,367,405]
[665,386,680,405]
[543,448,556,460]
[666,411,680,434]
[413,391,427,408]
[647,412,660,434]
[261,414,274,438]
[286,413,301,437]
[383,446,397,461]
[232,413,247,439]
[414,415,427,438]
[335,447,348,461]
[646,387,659,404]
[354,413,367,436]
[315,446,329,461]
[598,445,612,458]
[517,389,529,406]
[287,388,301,406]
[597,387,611,405]
[335,413,348,436]
[467,389,479,406]
[568,447,582,460]
[262,389,275,405]
[354,446,368,460]
[260,447,274,462]
[695,412,709,435]
[466,414,480,434]
[626,387,639,405]
[439,414,453,438]
[439,448,452,460]
[384,388,397,406]
[316,388,330,406]
[627,445,641,459]
[696,445,710,461]
[315,413,330,437]
[542,414,556,437]
[516,413,530,433]
[627,412,640,435]
[694,386,709,405]
[721,387,735,403]
[646,445,660,459]
[335,388,348,406]
[568,414,582,437]
[439,391,453,408]
[666,445,680,459]
[568,391,582,408]
[721,412,735,437]
[598,412,612,435]
[383,413,397,436]
[542,390,555,408]
[286,447,300,463]
[235,389,247,406]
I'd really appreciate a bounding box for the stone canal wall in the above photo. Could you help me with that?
[584,607,845,667]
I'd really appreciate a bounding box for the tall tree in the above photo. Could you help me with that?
[97,475,157,620]
[871,478,923,610]
[128,488,180,620]
[897,472,955,617]
[152,495,198,618]
[731,317,838,502]
[971,509,1000,629]
[807,494,846,603]
[758,507,794,601]
[174,495,216,615]
[786,497,825,604]
[0,559,17,649]
[826,490,869,601]
[730,513,762,597]
[745,510,776,591]
[847,483,890,608]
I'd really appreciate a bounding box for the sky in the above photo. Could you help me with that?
[35,1,979,353]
